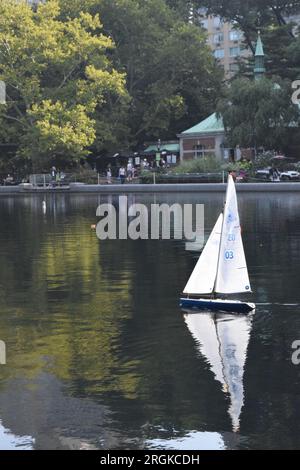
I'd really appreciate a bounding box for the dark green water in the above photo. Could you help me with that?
[0,192,300,450]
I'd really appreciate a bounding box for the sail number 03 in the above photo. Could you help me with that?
[225,250,234,260]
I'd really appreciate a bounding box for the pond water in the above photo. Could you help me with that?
[0,192,300,450]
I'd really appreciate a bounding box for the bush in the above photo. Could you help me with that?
[139,170,164,184]
[170,156,222,174]
[221,160,253,174]
[250,152,274,172]
[72,167,99,184]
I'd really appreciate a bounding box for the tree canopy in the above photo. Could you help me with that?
[2,0,300,171]
[0,0,223,172]
[76,0,224,147]
[197,0,300,78]
[218,77,300,152]
[0,0,127,171]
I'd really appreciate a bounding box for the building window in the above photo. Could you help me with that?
[229,63,239,72]
[230,46,240,57]
[193,144,206,158]
[229,30,242,41]
[201,19,208,29]
[213,33,224,44]
[214,49,225,59]
[213,16,222,28]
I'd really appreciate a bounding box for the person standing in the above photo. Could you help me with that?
[106,166,112,184]
[51,166,57,187]
[127,161,133,181]
[51,166,57,180]
[119,166,126,184]
[236,145,242,162]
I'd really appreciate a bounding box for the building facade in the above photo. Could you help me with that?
[196,9,300,78]
[197,9,251,78]
[178,113,226,162]
[178,34,266,162]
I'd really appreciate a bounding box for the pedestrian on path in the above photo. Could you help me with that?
[119,166,126,184]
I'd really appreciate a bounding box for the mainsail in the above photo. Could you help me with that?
[183,214,223,295]
[215,175,251,294]
[184,312,253,432]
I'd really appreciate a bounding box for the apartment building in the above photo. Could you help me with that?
[197,9,300,78]
[197,9,250,78]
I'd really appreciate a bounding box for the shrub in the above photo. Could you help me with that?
[170,156,222,174]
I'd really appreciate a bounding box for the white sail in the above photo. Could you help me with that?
[215,175,251,294]
[216,314,253,432]
[184,312,253,432]
[183,214,223,295]
[184,313,225,385]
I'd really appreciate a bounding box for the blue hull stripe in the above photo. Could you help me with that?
[180,298,254,314]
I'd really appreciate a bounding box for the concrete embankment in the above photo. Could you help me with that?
[1,182,300,195]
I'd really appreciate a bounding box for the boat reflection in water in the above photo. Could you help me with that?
[184,311,254,432]
[146,430,226,451]
[0,420,34,450]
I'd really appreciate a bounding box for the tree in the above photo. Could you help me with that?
[195,1,300,80]
[198,1,300,44]
[87,0,223,146]
[217,77,300,153]
[0,0,127,171]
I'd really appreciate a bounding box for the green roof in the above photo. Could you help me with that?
[144,143,179,153]
[181,113,224,135]
[255,33,264,57]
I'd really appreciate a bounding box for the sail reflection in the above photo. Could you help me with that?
[0,420,34,450]
[184,311,254,432]
[146,430,226,450]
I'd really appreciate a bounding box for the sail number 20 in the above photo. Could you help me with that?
[225,250,234,260]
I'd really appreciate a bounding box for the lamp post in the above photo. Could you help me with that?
[152,139,162,184]
[156,139,161,168]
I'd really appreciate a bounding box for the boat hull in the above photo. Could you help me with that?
[180,298,255,314]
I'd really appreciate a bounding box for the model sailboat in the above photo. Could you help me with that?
[180,175,255,314]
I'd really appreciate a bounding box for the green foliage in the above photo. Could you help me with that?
[0,0,223,172]
[27,101,96,167]
[199,1,300,48]
[171,156,255,177]
[220,159,253,174]
[217,77,300,152]
[0,0,127,171]
[88,0,223,146]
[171,156,222,174]
[250,151,274,170]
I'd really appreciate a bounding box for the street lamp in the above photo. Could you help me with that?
[156,139,161,168]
